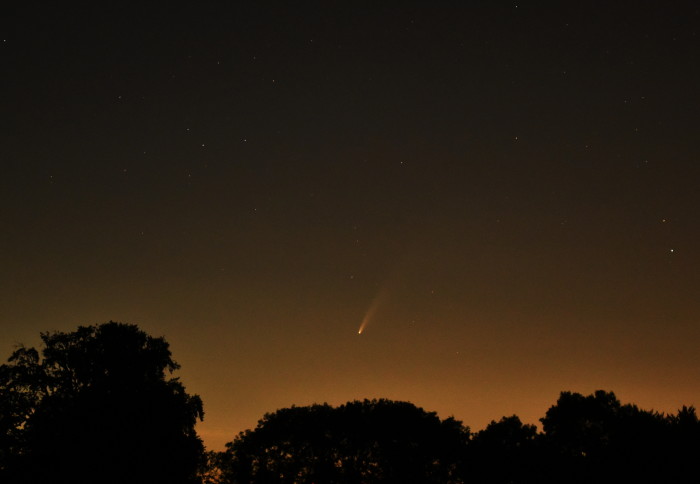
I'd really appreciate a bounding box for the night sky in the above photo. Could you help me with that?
[3,2,700,450]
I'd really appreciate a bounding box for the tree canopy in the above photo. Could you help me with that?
[0,322,204,484]
[538,390,699,484]
[3,323,699,484]
[211,391,700,484]
[217,399,469,484]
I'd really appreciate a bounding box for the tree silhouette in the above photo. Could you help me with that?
[5,323,698,484]
[664,405,700,483]
[0,322,204,484]
[469,415,540,483]
[539,390,674,484]
[217,399,469,484]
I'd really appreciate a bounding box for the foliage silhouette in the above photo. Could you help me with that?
[0,322,204,484]
[539,390,700,484]
[216,399,469,484]
[469,415,540,483]
[209,391,700,484]
[3,323,699,484]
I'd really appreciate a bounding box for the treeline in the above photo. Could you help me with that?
[209,394,699,484]
[1,323,698,484]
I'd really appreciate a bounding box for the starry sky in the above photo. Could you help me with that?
[2,2,700,450]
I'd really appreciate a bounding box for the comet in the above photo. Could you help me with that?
[357,289,385,335]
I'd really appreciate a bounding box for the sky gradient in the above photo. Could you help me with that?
[3,2,700,450]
